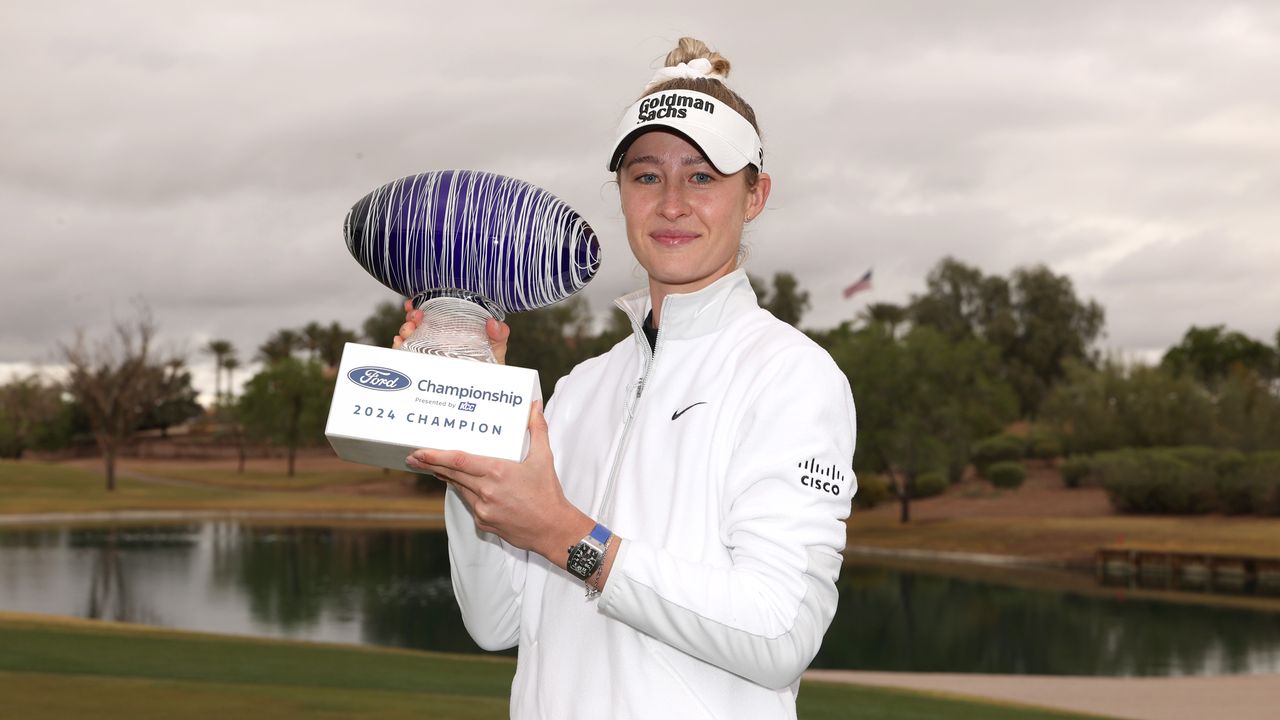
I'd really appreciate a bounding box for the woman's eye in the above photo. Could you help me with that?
[691,172,714,184]
[634,173,660,185]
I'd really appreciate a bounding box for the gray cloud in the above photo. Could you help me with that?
[3,1,1278,397]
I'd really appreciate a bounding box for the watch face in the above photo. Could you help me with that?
[567,543,602,580]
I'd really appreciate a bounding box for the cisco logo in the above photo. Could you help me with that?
[347,366,411,392]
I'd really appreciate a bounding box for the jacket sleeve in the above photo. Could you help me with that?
[444,486,528,650]
[443,374,579,652]
[597,347,857,689]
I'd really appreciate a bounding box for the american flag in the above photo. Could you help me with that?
[842,268,873,299]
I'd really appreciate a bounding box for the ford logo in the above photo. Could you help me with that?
[347,366,411,392]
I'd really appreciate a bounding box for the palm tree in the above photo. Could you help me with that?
[320,322,359,369]
[204,339,233,409]
[257,329,301,365]
[221,354,241,403]
[301,322,324,362]
[858,302,908,338]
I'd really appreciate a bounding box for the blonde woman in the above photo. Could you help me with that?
[402,37,857,720]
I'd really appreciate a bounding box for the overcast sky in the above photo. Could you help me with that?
[3,1,1278,398]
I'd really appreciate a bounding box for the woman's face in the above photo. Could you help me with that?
[618,130,770,299]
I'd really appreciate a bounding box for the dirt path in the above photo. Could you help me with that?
[805,670,1280,720]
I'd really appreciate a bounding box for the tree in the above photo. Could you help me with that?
[1161,325,1277,385]
[1212,367,1280,452]
[750,272,811,327]
[827,323,1016,523]
[1041,360,1214,455]
[858,303,907,337]
[62,313,168,491]
[0,374,64,459]
[301,322,325,362]
[505,296,597,400]
[204,339,233,408]
[238,358,333,477]
[221,354,241,402]
[258,329,301,364]
[137,359,203,437]
[363,298,410,348]
[907,257,1104,417]
[318,322,359,369]
[907,258,991,341]
[218,354,248,474]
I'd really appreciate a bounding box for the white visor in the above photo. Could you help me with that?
[607,89,763,175]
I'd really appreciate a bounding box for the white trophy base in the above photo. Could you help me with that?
[325,342,541,471]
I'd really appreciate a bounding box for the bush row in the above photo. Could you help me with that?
[1064,447,1280,515]
[851,471,949,510]
[972,431,1063,473]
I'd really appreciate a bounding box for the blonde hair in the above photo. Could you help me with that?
[641,37,762,186]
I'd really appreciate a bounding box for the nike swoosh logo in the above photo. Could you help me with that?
[671,402,708,421]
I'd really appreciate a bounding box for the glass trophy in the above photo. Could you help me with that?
[326,170,601,467]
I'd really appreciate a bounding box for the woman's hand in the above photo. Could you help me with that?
[406,401,593,564]
[392,298,511,364]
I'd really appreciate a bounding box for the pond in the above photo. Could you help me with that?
[2,523,1278,676]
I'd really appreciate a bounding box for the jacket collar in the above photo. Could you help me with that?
[614,269,759,343]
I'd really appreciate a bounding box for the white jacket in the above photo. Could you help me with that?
[444,269,857,719]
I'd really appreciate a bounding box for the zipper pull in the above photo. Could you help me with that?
[624,377,646,419]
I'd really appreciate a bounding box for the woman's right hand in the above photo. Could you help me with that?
[392,298,511,364]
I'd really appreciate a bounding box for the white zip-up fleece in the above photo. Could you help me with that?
[444,269,857,719]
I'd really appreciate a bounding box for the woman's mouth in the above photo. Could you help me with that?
[650,230,700,247]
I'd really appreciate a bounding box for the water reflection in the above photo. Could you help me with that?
[216,525,485,653]
[815,563,1280,675]
[2,523,1279,675]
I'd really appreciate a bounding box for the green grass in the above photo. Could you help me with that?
[0,614,1112,720]
[0,460,444,518]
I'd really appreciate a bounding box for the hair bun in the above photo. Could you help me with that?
[664,37,730,79]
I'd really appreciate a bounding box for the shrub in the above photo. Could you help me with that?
[1096,449,1217,514]
[1060,446,1279,515]
[972,434,1025,472]
[1168,446,1246,479]
[1242,451,1280,515]
[986,461,1026,489]
[1216,474,1269,515]
[1027,432,1063,461]
[912,471,948,499]
[854,474,892,509]
[1060,456,1095,488]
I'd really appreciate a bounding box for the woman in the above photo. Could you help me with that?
[401,37,857,720]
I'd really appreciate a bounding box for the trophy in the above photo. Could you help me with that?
[325,170,602,468]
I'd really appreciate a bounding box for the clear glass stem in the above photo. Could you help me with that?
[400,296,497,363]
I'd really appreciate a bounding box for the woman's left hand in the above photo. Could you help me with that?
[406,401,592,561]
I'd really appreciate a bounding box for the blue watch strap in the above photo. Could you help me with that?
[589,523,612,544]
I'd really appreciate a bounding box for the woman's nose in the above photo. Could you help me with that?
[658,184,689,220]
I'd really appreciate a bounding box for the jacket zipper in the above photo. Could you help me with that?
[596,312,663,524]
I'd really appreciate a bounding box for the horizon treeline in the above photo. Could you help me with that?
[3,256,1277,506]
